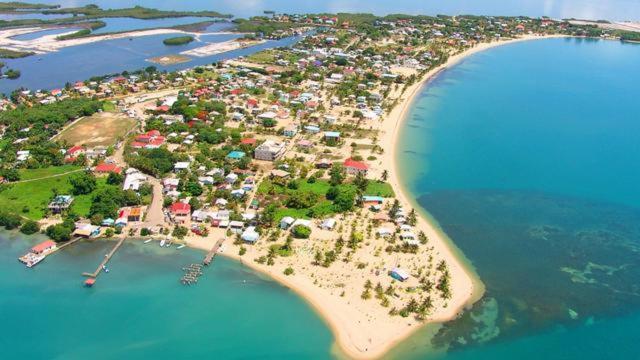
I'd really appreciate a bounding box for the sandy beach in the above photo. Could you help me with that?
[0,27,237,54]
[180,39,265,57]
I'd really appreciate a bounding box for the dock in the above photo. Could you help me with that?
[203,238,225,266]
[82,237,126,279]
[53,236,84,252]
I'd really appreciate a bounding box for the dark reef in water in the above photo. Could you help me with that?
[417,189,640,350]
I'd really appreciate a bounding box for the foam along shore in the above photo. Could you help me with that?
[180,34,562,359]
[0,26,237,54]
[180,39,266,57]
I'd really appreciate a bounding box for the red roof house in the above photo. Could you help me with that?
[344,158,369,175]
[169,202,191,216]
[31,240,57,254]
[241,138,257,146]
[94,163,122,174]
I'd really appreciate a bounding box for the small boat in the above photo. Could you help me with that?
[166,241,173,248]
[159,239,166,247]
[104,268,110,273]
[177,244,186,250]
[84,278,96,287]
[144,239,152,244]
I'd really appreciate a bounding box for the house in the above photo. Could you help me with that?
[321,218,336,230]
[31,240,57,255]
[362,195,384,206]
[66,145,85,159]
[225,173,238,184]
[390,268,410,282]
[270,169,290,179]
[241,226,260,243]
[254,140,286,161]
[123,171,147,191]
[229,220,245,233]
[174,161,190,172]
[94,163,122,174]
[324,131,341,141]
[315,158,332,169]
[283,125,298,137]
[169,202,191,223]
[48,195,74,214]
[127,207,143,222]
[16,150,30,161]
[304,125,320,134]
[296,139,313,149]
[240,138,257,146]
[163,178,179,192]
[344,158,369,175]
[280,216,295,229]
[73,223,101,238]
[376,228,393,237]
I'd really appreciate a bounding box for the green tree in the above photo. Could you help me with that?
[20,220,40,235]
[329,163,346,185]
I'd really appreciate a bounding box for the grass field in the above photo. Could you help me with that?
[0,168,105,220]
[54,112,136,148]
[17,165,80,181]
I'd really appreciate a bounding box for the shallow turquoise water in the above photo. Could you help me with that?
[0,232,333,359]
[393,38,640,358]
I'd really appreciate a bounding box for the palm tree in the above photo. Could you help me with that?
[381,170,388,182]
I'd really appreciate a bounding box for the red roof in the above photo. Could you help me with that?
[241,138,257,145]
[130,142,146,149]
[32,240,56,253]
[156,105,170,112]
[169,202,191,215]
[344,158,369,171]
[67,145,84,155]
[95,163,122,174]
[149,137,165,146]
[147,130,161,137]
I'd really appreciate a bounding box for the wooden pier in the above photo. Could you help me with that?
[82,237,126,278]
[203,238,225,266]
[53,236,84,252]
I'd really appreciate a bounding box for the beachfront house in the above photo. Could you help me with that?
[280,216,295,230]
[241,226,260,243]
[344,158,369,176]
[390,268,410,282]
[169,202,191,223]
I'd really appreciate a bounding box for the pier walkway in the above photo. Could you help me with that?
[52,236,83,253]
[82,237,126,278]
[203,238,225,266]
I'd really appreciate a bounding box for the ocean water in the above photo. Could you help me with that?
[392,37,640,358]
[0,231,333,359]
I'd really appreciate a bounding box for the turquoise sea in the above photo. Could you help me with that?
[2,36,639,360]
[0,232,333,359]
[393,37,640,359]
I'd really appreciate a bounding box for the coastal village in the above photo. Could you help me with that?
[0,11,631,359]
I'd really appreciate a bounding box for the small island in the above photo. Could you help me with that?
[162,35,195,46]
